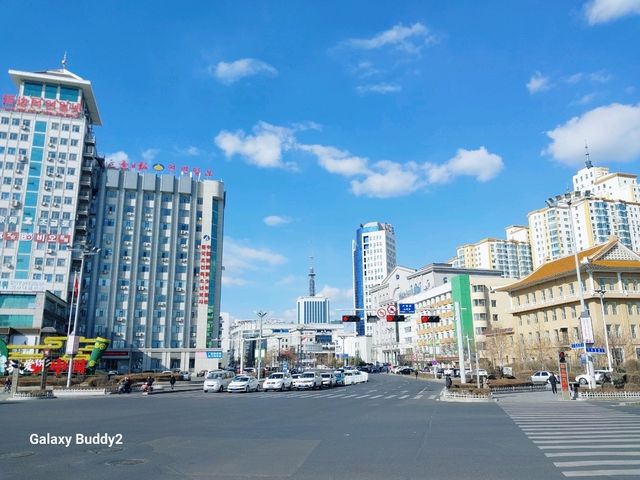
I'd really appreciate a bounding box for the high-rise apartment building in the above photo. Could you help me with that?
[452,226,533,279]
[352,222,397,335]
[528,162,640,268]
[0,65,103,321]
[85,168,225,372]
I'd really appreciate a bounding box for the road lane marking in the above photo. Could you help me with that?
[546,452,640,458]
[538,444,640,450]
[370,395,383,399]
[562,468,640,477]
[355,395,370,399]
[554,460,640,468]
[428,394,437,399]
[413,395,423,399]
[385,394,397,399]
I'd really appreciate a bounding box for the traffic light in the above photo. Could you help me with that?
[558,351,566,363]
[386,315,406,322]
[341,315,360,323]
[420,315,441,323]
[44,356,52,370]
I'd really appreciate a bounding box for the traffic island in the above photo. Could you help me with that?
[441,381,493,402]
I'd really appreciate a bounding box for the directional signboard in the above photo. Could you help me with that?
[206,351,223,359]
[570,342,585,350]
[586,347,605,354]
[399,303,415,314]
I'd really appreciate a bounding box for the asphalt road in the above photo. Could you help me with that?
[1,374,636,480]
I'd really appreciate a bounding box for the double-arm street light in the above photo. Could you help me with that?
[66,246,100,388]
[255,311,268,380]
[546,193,595,388]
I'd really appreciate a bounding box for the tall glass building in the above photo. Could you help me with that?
[352,222,397,335]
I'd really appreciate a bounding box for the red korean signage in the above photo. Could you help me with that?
[2,232,71,244]
[107,160,214,179]
[2,94,82,119]
[198,244,211,305]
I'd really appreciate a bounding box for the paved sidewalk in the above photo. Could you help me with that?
[494,389,572,404]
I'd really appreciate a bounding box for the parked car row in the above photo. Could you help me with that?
[203,367,368,393]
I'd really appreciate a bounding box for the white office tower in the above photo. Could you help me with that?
[352,222,397,335]
[452,226,533,279]
[0,64,103,299]
[529,160,640,269]
[297,265,330,324]
[85,169,225,372]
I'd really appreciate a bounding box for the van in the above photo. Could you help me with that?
[203,370,235,393]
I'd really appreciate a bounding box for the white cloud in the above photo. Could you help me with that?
[425,147,504,184]
[299,144,370,177]
[566,71,612,85]
[185,146,200,156]
[317,285,353,303]
[584,0,640,25]
[351,160,424,198]
[276,275,297,286]
[356,83,402,95]
[214,122,296,169]
[222,275,248,287]
[263,215,291,227]
[527,71,551,94]
[210,58,278,85]
[575,93,597,105]
[543,103,640,165]
[105,151,129,167]
[345,22,436,53]
[280,308,298,323]
[141,148,159,162]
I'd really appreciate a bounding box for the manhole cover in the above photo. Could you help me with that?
[0,451,35,459]
[88,447,124,454]
[105,459,146,466]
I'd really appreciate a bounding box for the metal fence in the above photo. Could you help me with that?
[490,384,549,394]
[578,390,640,399]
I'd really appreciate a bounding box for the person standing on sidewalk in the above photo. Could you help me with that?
[549,372,558,394]
[169,375,176,391]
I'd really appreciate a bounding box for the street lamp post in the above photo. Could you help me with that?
[455,302,467,384]
[255,311,267,380]
[594,289,614,372]
[66,247,100,388]
[546,195,595,389]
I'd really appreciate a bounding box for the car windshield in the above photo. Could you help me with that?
[321,374,331,378]
[234,376,249,382]
[269,373,283,379]
[206,373,222,379]
[302,373,315,378]
[345,372,352,376]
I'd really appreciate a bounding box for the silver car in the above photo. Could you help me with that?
[293,372,322,390]
[227,375,259,393]
[203,370,234,393]
[262,372,293,391]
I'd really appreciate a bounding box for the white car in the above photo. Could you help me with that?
[357,370,369,383]
[320,372,336,388]
[227,375,259,393]
[530,371,555,384]
[262,372,292,391]
[575,370,611,385]
[343,371,355,385]
[203,370,234,393]
[293,372,322,390]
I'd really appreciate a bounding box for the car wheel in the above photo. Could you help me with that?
[204,389,208,393]
[579,378,588,385]
[245,386,249,393]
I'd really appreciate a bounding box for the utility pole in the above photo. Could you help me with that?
[455,302,467,384]
[256,311,267,380]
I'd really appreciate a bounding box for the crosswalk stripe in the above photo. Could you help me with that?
[414,394,423,399]
[534,438,640,444]
[342,394,358,398]
[399,395,409,399]
[354,395,370,399]
[385,394,397,399]
[554,460,640,467]
[529,435,640,440]
[538,444,640,450]
[562,468,640,477]
[428,394,437,399]
[370,395,383,399]
[546,452,640,458]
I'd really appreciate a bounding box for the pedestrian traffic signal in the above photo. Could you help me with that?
[420,315,441,323]
[558,351,566,363]
[386,315,406,322]
[341,315,360,323]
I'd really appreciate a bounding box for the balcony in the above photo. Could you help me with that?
[84,135,96,146]
[79,175,92,187]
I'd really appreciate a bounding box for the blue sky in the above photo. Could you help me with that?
[1,1,639,323]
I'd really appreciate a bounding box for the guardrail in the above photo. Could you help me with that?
[442,389,492,400]
[53,388,107,397]
[490,384,549,394]
[579,390,640,399]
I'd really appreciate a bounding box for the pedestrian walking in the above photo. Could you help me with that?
[549,372,558,394]
[445,374,452,389]
[414,370,419,380]
[169,374,176,391]
[3,376,11,392]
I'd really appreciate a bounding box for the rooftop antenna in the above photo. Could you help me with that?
[61,52,68,70]
[584,141,593,169]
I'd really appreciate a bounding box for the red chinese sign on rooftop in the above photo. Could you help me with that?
[2,94,82,119]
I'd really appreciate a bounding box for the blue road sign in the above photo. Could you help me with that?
[206,351,223,359]
[586,347,605,354]
[399,303,415,314]
[570,342,585,349]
